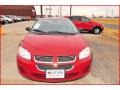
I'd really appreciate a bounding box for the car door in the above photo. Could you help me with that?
[80,17,93,30]
[69,16,83,30]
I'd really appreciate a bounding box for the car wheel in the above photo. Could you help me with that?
[93,27,101,34]
[1,22,5,25]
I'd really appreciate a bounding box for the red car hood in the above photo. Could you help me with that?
[22,34,87,55]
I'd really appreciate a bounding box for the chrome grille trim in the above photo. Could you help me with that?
[36,65,45,71]
[34,56,53,64]
[34,55,76,63]
[34,55,76,71]
[66,65,74,71]
[36,64,74,71]
[58,56,76,63]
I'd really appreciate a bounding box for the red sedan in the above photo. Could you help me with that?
[17,18,93,82]
[65,16,104,34]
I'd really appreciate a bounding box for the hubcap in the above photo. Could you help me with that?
[94,28,100,34]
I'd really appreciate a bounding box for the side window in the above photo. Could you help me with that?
[70,16,80,21]
[69,17,72,20]
[81,17,90,22]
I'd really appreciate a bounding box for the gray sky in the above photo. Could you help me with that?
[34,6,119,17]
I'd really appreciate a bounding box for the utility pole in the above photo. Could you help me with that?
[40,5,43,18]
[70,5,72,16]
[92,13,95,18]
[49,5,52,16]
[60,6,62,16]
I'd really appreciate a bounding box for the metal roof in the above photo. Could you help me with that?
[0,5,36,16]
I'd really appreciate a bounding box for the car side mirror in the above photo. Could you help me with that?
[26,27,31,31]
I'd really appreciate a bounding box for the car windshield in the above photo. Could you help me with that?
[31,19,79,34]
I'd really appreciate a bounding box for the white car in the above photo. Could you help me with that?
[0,17,5,24]
[0,15,14,23]
[14,15,22,21]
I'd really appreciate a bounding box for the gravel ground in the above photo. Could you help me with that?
[1,21,119,84]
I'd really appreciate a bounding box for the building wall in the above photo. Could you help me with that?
[0,5,36,16]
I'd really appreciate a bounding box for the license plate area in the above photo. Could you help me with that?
[46,69,65,79]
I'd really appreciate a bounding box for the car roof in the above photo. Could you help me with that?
[66,16,86,17]
[38,17,69,20]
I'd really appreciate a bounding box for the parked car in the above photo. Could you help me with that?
[17,16,27,21]
[25,16,31,21]
[6,15,20,22]
[0,15,14,24]
[13,15,22,22]
[17,18,93,82]
[65,16,104,34]
[0,16,6,24]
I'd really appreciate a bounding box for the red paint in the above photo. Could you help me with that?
[17,18,93,82]
[65,16,104,34]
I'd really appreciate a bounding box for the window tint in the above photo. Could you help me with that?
[70,16,80,21]
[81,17,90,22]
[32,19,78,34]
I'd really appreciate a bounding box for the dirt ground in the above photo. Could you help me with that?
[102,27,119,38]
[1,21,119,84]
[92,18,119,25]
[92,18,119,38]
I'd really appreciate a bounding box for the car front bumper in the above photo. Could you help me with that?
[17,55,92,83]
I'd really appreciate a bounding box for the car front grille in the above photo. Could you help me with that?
[58,56,75,63]
[35,55,75,63]
[36,64,73,71]
[34,55,76,71]
[35,56,53,63]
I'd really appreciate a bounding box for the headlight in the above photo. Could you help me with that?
[79,47,91,59]
[18,46,31,60]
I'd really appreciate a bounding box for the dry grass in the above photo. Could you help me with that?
[102,27,119,38]
[92,18,119,25]
[92,18,119,38]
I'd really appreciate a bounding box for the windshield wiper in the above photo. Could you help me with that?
[47,31,76,35]
[32,29,47,33]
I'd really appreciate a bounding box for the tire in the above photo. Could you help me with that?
[1,21,5,25]
[93,27,101,34]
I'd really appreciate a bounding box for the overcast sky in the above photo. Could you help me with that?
[34,6,119,17]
